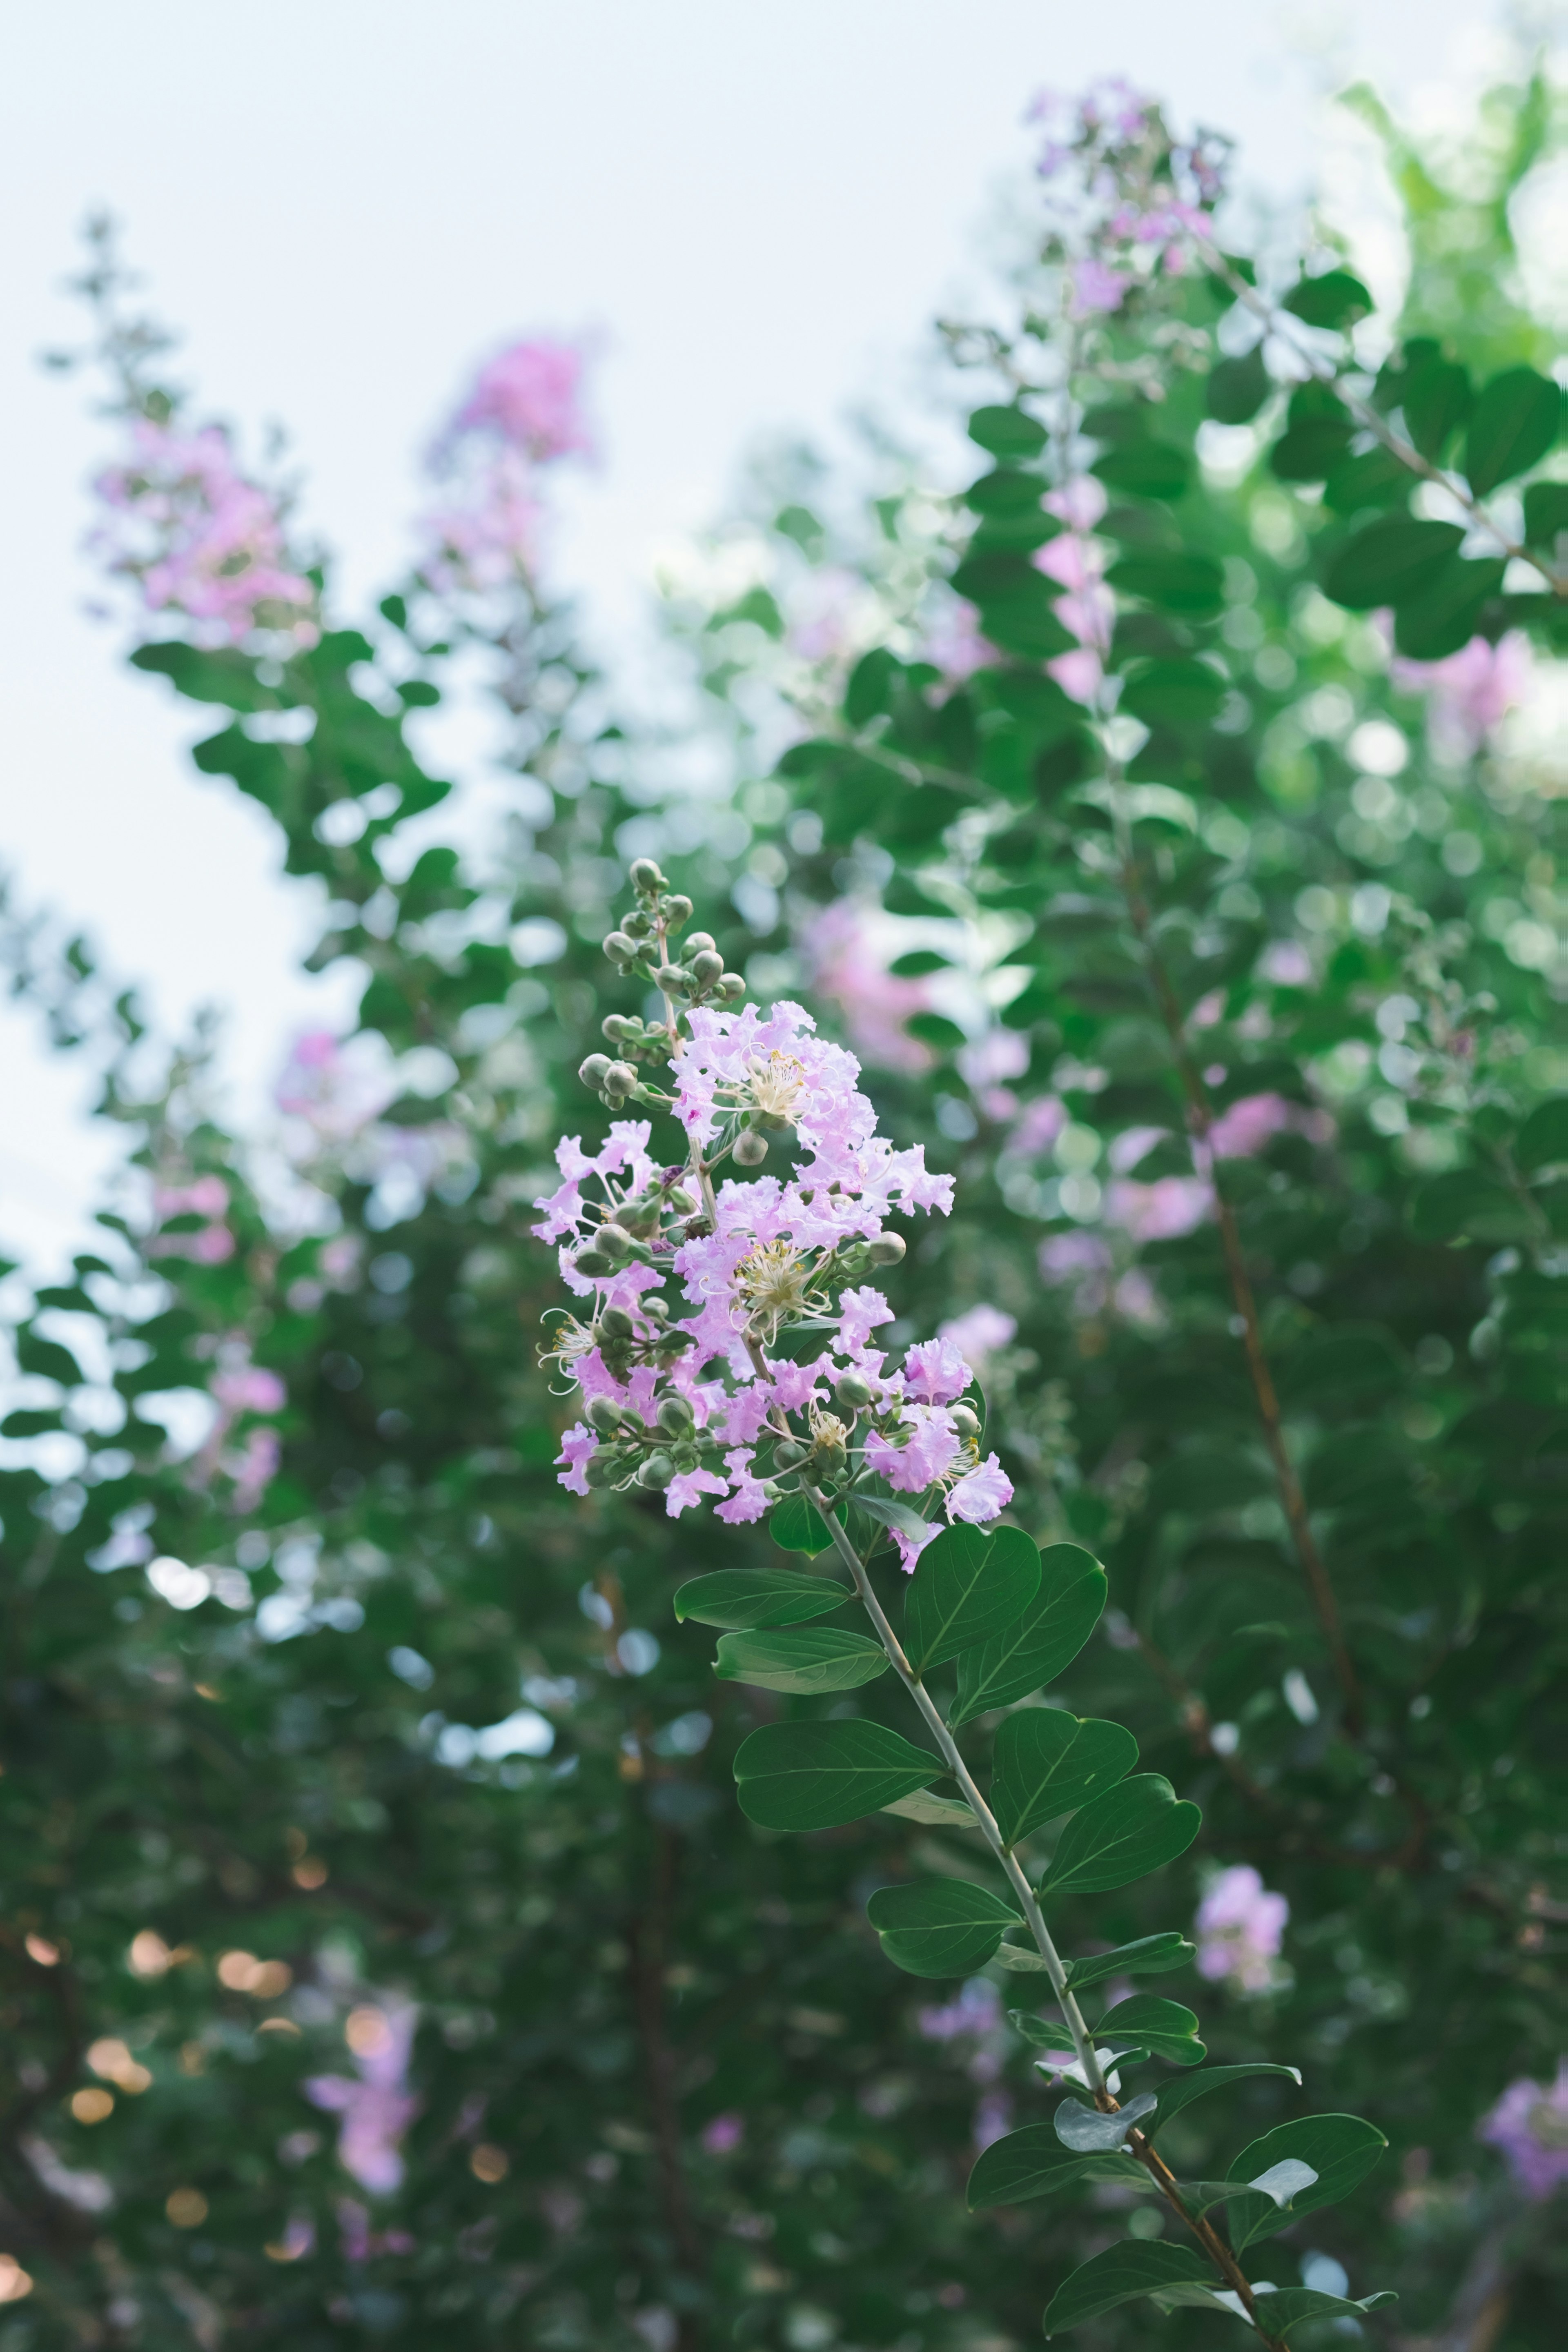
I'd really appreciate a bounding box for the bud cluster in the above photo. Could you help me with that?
[537,866,1014,1568]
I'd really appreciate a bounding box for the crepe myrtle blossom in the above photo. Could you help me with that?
[536,862,1012,1564]
[1194,1865,1288,1993]
[1478,2063,1568,2202]
[94,416,316,645]
[419,336,592,593]
[304,2002,420,2196]
[1026,81,1229,321]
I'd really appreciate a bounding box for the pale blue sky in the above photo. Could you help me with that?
[0,0,1518,1271]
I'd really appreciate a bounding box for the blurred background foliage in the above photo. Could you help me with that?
[0,50,1565,2352]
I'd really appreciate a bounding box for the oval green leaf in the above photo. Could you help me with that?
[968,404,1048,460]
[1062,1933,1194,1992]
[1515,1096,1568,1173]
[865,1877,1019,1977]
[1105,552,1224,616]
[1224,2112,1388,2249]
[1097,1994,1205,2066]
[1323,516,1466,610]
[733,1720,938,1831]
[1042,2243,1215,2335]
[1039,1775,1200,1896]
[950,1543,1107,1726]
[1252,2288,1397,2337]
[904,1523,1041,1674]
[991,1713,1138,1846]
[675,1570,851,1629]
[714,1627,890,1695]
[1147,2062,1303,2140]
[1463,365,1562,496]
[770,1494,843,1554]
[967,2129,1145,2211]
[1282,269,1370,328]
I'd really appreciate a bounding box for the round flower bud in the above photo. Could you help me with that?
[641,1295,669,1323]
[663,894,693,929]
[599,1305,635,1339]
[655,965,688,993]
[690,948,724,984]
[718,973,746,1000]
[866,1232,906,1266]
[638,1452,675,1490]
[586,1396,625,1433]
[584,1452,619,1488]
[623,911,653,938]
[772,1439,808,1470]
[603,1062,639,1097]
[656,1395,695,1436]
[578,1052,612,1089]
[666,1187,696,1214]
[949,1403,980,1440]
[603,930,637,963]
[629,858,666,893]
[835,1370,875,1410]
[733,1129,768,1166]
[684,932,716,956]
[602,1014,638,1042]
[574,1247,614,1276]
[596,1224,635,1262]
[671,1443,701,1472]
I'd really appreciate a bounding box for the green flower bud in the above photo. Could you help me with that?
[718,973,746,1001]
[629,858,666,893]
[587,1396,625,1433]
[655,965,688,993]
[690,948,724,984]
[579,1052,612,1089]
[733,1129,768,1166]
[603,931,637,963]
[684,932,716,956]
[584,1452,619,1488]
[949,1403,980,1440]
[772,1439,808,1470]
[663,895,693,930]
[638,1452,675,1490]
[866,1232,906,1267]
[603,1062,639,1097]
[596,1224,635,1262]
[599,1305,635,1339]
[574,1248,615,1276]
[602,1014,639,1043]
[835,1370,875,1410]
[656,1395,695,1435]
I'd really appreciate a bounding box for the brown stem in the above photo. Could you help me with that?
[1115,833,1366,1733]
[626,1820,706,2349]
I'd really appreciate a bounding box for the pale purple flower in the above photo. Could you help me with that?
[1478,2064,1568,2201]
[839,1285,895,1356]
[1045,477,1108,534]
[94,418,316,645]
[1391,630,1531,760]
[1071,258,1132,316]
[1047,646,1105,706]
[230,1425,281,1513]
[866,1407,961,1494]
[947,1455,1013,1523]
[973,2091,1014,2152]
[919,1977,1002,2044]
[1009,1096,1067,1157]
[418,449,542,594]
[212,1366,286,1416]
[1105,1175,1213,1242]
[1034,534,1101,593]
[1261,940,1313,988]
[891,1518,943,1575]
[304,2002,420,2195]
[701,2112,745,2156]
[938,1305,1016,1376]
[1107,1125,1168,1176]
[920,596,998,685]
[804,901,935,1074]
[903,1337,973,1406]
[1194,1866,1288,1993]
[445,339,593,463]
[715,1450,771,1525]
[1208,1092,1294,1159]
[664,1466,729,1520]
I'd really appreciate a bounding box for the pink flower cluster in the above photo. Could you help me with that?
[1194,1865,1288,1992]
[1478,2063,1568,2201]
[1391,630,1532,762]
[420,336,592,595]
[1025,79,1228,321]
[151,1174,235,1265]
[536,999,1013,1568]
[304,2002,420,2196]
[94,418,316,645]
[802,901,935,1074]
[1038,476,1112,707]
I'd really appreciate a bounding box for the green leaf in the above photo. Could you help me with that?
[674,1571,851,1628]
[1205,349,1270,425]
[1515,1097,1568,1173]
[1183,2163,1318,2214]
[865,1877,1020,1977]
[1062,1934,1195,1992]
[1042,2243,1216,2334]
[1402,355,1472,460]
[1282,269,1371,328]
[844,648,902,726]
[966,466,1049,516]
[968,2129,1145,2210]
[769,1495,843,1554]
[903,1523,1041,1673]
[1092,441,1191,501]
[990,1713,1138,1845]
[733,1720,938,1831]
[714,1627,890,1694]
[903,1011,967,1051]
[850,1492,935,1545]
[1252,2289,1397,2336]
[1393,555,1507,660]
[1323,443,1414,514]
[1147,2062,1303,2140]
[1224,2113,1388,2248]
[949,1544,1107,1726]
[1097,1995,1205,2066]
[1105,552,1224,616]
[1053,2092,1158,2149]
[1118,659,1227,732]
[1039,1775,1201,1896]
[1270,418,1355,483]
[969,405,1048,459]
[887,949,952,978]
[1524,480,1568,547]
[1323,517,1466,609]
[1463,365,1562,496]
[880,1789,977,1828]
[1410,1169,1537,1245]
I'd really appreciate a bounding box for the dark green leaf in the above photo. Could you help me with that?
[1323,444,1414,514]
[1410,1169,1537,1245]
[969,405,1048,459]
[865,1877,1019,1977]
[966,466,1049,516]
[769,1495,843,1553]
[1098,1994,1205,2065]
[1282,269,1371,328]
[1393,556,1507,660]
[1039,1775,1201,1895]
[1054,2091,1158,2149]
[967,2130,1145,2210]
[844,648,902,725]
[1523,480,1568,547]
[1147,2062,1303,2139]
[1270,419,1355,482]
[1224,2113,1388,2248]
[991,1714,1138,1844]
[950,1544,1107,1726]
[1042,2242,1216,2334]
[1092,441,1191,501]
[1463,365,1562,495]
[1063,1935,1195,1992]
[904,1523,1041,1673]
[888,949,952,978]
[1252,2289,1397,2336]
[674,1570,851,1629]
[733,1720,938,1831]
[1205,349,1270,425]
[1402,356,1472,460]
[903,1011,967,1051]
[1516,1098,1568,1172]
[714,1627,890,1694]
[1105,552,1224,616]
[1323,517,1466,610]
[1119,659,1227,732]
